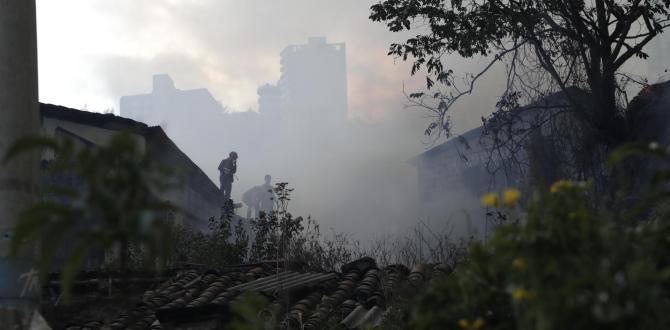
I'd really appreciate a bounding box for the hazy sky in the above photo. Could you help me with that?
[37,1,398,118]
[35,0,504,130]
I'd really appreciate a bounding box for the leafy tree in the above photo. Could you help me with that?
[370,0,670,147]
[4,132,178,301]
[248,183,303,263]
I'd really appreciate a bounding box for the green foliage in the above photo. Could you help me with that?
[411,143,670,329]
[161,201,249,269]
[247,183,358,272]
[4,132,178,302]
[152,182,356,273]
[248,183,302,263]
[289,218,359,272]
[370,0,670,89]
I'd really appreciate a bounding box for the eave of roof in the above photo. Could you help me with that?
[39,103,221,204]
[408,87,591,165]
[408,126,484,165]
[40,103,148,133]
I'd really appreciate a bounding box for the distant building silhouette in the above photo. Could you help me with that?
[117,36,350,205]
[257,83,281,116]
[120,74,224,133]
[119,75,265,196]
[276,37,348,124]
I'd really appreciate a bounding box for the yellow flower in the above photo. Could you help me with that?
[512,257,526,271]
[459,318,485,330]
[512,288,531,301]
[481,193,499,207]
[502,188,521,207]
[550,180,574,193]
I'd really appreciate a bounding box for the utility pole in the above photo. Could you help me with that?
[0,1,45,329]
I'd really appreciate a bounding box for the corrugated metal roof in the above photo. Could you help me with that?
[227,271,337,295]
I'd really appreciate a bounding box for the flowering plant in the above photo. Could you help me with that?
[412,143,670,330]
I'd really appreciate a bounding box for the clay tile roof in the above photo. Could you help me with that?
[65,258,453,330]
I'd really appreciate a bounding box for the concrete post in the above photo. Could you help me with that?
[0,0,43,328]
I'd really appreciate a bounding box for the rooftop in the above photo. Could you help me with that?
[55,258,450,330]
[40,103,222,215]
[409,87,591,165]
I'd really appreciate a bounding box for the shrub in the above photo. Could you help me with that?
[412,143,670,330]
[247,183,358,272]
[5,133,177,301]
[134,200,250,270]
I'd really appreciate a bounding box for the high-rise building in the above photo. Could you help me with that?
[278,37,348,124]
[257,83,281,115]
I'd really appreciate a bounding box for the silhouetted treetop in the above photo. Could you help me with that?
[371,0,670,145]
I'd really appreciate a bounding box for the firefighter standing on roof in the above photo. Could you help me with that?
[218,151,237,200]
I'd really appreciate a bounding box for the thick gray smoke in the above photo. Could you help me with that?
[113,57,506,241]
[56,0,501,240]
[36,0,666,241]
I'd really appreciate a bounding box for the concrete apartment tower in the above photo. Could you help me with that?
[257,83,281,116]
[278,37,348,126]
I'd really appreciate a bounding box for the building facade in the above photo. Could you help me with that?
[41,103,223,231]
[120,74,224,131]
[278,37,348,125]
